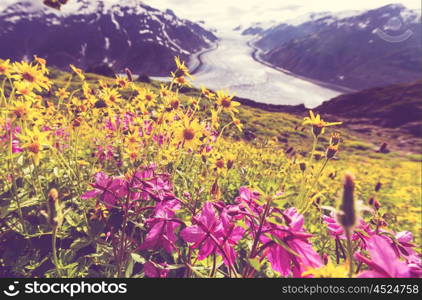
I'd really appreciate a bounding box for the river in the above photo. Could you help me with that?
[189,32,343,108]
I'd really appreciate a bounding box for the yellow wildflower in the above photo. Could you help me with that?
[8,101,38,121]
[0,59,12,77]
[303,111,342,137]
[12,62,50,91]
[55,88,70,99]
[115,75,129,89]
[19,127,50,165]
[201,85,215,99]
[302,260,348,278]
[174,56,193,79]
[14,81,36,100]
[69,64,85,80]
[175,115,206,150]
[216,90,240,114]
[100,88,122,105]
[137,88,157,107]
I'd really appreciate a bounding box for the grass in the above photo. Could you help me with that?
[0,62,420,278]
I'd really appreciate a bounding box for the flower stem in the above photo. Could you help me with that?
[300,158,329,213]
[52,225,62,277]
[345,228,354,278]
[8,123,26,234]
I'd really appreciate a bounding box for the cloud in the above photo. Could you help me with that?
[1,0,420,31]
[143,0,420,31]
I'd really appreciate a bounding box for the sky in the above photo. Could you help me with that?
[145,0,421,30]
[0,0,420,31]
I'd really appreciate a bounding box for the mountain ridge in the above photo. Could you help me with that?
[248,4,421,90]
[0,0,217,75]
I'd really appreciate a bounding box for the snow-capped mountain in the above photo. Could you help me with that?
[243,10,363,48]
[248,4,421,90]
[0,0,217,75]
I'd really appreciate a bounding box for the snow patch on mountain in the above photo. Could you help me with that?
[0,0,217,75]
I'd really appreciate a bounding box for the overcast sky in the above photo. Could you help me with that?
[145,0,420,29]
[1,0,420,30]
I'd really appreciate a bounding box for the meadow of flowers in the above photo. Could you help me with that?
[0,57,420,278]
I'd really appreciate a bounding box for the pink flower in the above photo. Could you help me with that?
[217,211,245,266]
[1,122,22,153]
[142,175,174,201]
[181,202,244,266]
[282,207,304,231]
[235,186,263,217]
[81,172,126,207]
[323,213,344,237]
[355,235,412,278]
[323,212,373,248]
[261,208,322,277]
[138,200,182,254]
[131,166,175,201]
[181,202,221,261]
[394,231,419,258]
[144,262,169,278]
[95,145,114,162]
[384,231,422,277]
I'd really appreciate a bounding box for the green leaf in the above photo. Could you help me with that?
[164,264,185,270]
[70,238,91,252]
[130,253,145,264]
[65,212,81,227]
[354,228,370,238]
[248,258,262,272]
[125,256,134,278]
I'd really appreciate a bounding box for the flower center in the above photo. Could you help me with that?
[171,100,179,109]
[183,128,195,140]
[216,159,225,168]
[13,106,28,118]
[22,72,35,82]
[27,142,41,154]
[145,94,153,101]
[19,87,31,95]
[221,98,231,108]
[176,77,186,84]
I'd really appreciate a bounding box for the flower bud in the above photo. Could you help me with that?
[326,145,338,159]
[374,182,382,192]
[227,159,234,170]
[125,68,133,82]
[368,197,380,210]
[211,179,220,199]
[337,173,356,229]
[330,132,341,146]
[323,253,329,265]
[378,142,389,154]
[312,125,323,137]
[314,151,323,161]
[47,188,60,226]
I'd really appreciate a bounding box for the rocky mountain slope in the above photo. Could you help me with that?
[248,4,421,90]
[0,0,217,75]
[315,80,422,136]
